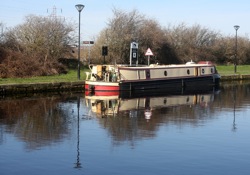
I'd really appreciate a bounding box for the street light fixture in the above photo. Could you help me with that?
[75,4,85,80]
[234,25,240,74]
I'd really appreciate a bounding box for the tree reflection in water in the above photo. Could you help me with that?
[84,81,250,147]
[0,94,80,150]
[85,91,217,147]
[1,82,250,175]
[1,81,250,150]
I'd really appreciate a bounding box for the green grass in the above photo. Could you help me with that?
[0,69,89,85]
[1,65,250,85]
[216,65,250,75]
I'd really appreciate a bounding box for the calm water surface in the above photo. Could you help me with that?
[1,82,250,175]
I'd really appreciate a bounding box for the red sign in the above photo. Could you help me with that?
[83,41,94,44]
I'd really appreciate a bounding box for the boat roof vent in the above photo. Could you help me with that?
[186,60,196,65]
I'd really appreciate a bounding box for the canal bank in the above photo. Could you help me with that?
[0,75,250,96]
[220,74,250,81]
[0,81,85,96]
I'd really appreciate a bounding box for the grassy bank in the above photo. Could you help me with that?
[0,69,88,85]
[216,65,250,75]
[1,65,250,85]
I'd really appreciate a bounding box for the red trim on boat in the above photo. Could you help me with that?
[85,83,119,91]
[94,85,119,91]
[85,84,89,90]
[85,91,119,96]
[93,91,119,96]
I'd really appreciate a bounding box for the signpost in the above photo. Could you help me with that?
[83,41,94,64]
[130,42,138,66]
[102,46,108,64]
[82,41,94,44]
[145,48,154,65]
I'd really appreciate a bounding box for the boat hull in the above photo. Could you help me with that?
[85,81,119,96]
[85,75,219,93]
[120,75,219,90]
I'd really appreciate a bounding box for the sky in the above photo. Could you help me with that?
[1,0,250,40]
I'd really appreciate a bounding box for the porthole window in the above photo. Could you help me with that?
[146,70,150,79]
[211,68,214,73]
[201,96,204,102]
[164,70,167,76]
[202,69,205,74]
[187,69,190,75]
[163,98,167,104]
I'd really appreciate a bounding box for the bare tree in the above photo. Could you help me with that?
[165,23,220,63]
[0,22,4,42]
[106,8,144,64]
[235,36,250,64]
[92,8,175,64]
[90,9,140,64]
[1,15,74,77]
[8,15,74,62]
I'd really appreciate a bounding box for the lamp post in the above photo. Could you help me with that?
[234,25,240,74]
[75,4,85,80]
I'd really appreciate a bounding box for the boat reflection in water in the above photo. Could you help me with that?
[85,88,217,120]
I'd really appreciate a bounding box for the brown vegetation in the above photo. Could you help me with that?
[0,15,74,78]
[1,8,250,78]
[89,8,250,65]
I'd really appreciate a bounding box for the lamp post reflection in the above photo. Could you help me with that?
[232,85,237,132]
[74,96,82,169]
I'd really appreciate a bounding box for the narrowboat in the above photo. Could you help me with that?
[84,61,220,94]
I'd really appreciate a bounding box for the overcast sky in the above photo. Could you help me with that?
[1,0,249,40]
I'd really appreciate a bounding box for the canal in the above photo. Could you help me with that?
[0,81,250,175]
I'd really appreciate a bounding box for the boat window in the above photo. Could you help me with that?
[211,68,214,73]
[202,69,205,74]
[201,96,204,102]
[163,98,167,104]
[146,70,150,79]
[164,70,167,76]
[187,69,190,75]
